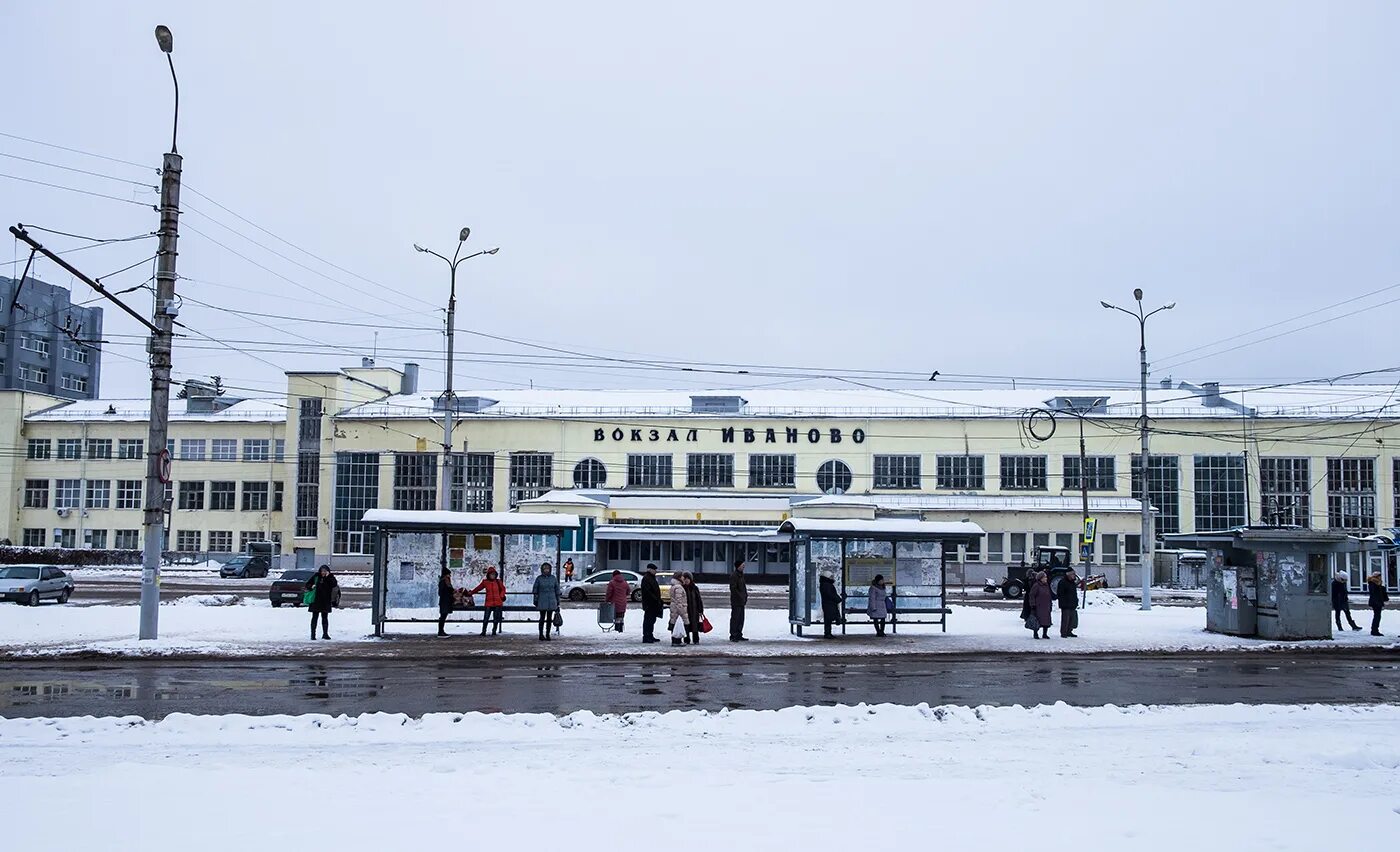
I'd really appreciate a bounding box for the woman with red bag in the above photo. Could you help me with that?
[468,567,507,637]
[683,571,706,645]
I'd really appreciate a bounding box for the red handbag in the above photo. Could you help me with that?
[700,615,713,634]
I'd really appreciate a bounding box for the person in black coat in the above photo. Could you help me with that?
[437,567,455,637]
[683,571,705,645]
[819,573,844,637]
[640,563,664,644]
[1056,569,1080,638]
[1331,571,1360,631]
[729,558,749,642]
[1367,572,1390,636]
[305,564,339,640]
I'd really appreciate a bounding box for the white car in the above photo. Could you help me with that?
[0,565,75,606]
[562,569,674,603]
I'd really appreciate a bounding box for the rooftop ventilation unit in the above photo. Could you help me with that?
[434,395,498,413]
[690,395,747,414]
[1176,382,1255,416]
[1044,396,1109,415]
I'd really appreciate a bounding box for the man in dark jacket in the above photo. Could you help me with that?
[729,558,749,641]
[1056,569,1080,638]
[1367,572,1390,636]
[819,573,843,637]
[1331,571,1360,631]
[640,563,664,644]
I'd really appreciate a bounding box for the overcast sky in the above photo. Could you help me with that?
[4,1,1399,401]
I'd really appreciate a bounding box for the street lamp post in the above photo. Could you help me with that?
[1100,289,1174,611]
[140,25,182,640]
[413,231,498,511]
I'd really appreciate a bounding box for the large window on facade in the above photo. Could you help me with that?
[1327,457,1375,532]
[179,439,206,461]
[212,439,238,461]
[85,480,111,509]
[1260,457,1310,527]
[627,454,673,488]
[86,439,112,460]
[23,479,49,509]
[55,478,81,509]
[935,455,982,490]
[449,453,494,512]
[393,453,438,511]
[509,452,554,507]
[1193,455,1246,531]
[176,530,201,552]
[116,479,143,510]
[57,438,82,460]
[243,439,270,462]
[23,528,45,547]
[816,459,852,494]
[874,454,922,489]
[1000,455,1047,491]
[242,481,270,511]
[210,481,236,510]
[27,439,51,460]
[178,481,206,510]
[334,452,380,554]
[748,454,796,488]
[1132,454,1180,535]
[114,529,139,550]
[118,438,144,460]
[298,397,323,442]
[208,531,233,553]
[1064,455,1116,491]
[687,454,734,488]
[295,451,321,538]
[573,458,607,489]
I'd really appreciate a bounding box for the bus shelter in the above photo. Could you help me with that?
[366,509,580,636]
[780,517,985,635]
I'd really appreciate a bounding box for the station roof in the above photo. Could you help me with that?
[779,517,985,539]
[24,397,287,423]
[362,509,581,531]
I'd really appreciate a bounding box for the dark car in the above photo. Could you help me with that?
[270,569,314,607]
[220,554,271,579]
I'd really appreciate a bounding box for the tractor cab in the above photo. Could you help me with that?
[986,545,1074,599]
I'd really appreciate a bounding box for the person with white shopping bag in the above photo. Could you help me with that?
[668,573,689,646]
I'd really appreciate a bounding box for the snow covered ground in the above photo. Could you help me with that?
[1,702,1395,851]
[2,592,1395,656]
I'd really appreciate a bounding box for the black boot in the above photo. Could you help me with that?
[672,637,682,646]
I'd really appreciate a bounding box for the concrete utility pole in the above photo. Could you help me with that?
[1101,289,1174,612]
[140,25,181,640]
[413,231,498,510]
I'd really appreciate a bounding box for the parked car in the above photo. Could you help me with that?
[269,569,315,607]
[563,570,673,603]
[220,554,271,579]
[0,565,75,606]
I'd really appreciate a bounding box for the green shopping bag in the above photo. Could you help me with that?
[302,584,316,606]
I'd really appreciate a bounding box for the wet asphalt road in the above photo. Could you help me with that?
[1,653,1396,719]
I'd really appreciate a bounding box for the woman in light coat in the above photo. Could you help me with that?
[668,573,690,646]
[867,574,890,637]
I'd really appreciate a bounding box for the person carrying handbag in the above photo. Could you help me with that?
[668,573,689,646]
[683,572,705,645]
[304,564,339,640]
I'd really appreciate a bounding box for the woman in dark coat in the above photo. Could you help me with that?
[819,572,844,638]
[1027,571,1053,640]
[437,567,455,637]
[683,571,705,645]
[1056,569,1080,638]
[1367,572,1390,636]
[1331,571,1360,631]
[305,564,339,640]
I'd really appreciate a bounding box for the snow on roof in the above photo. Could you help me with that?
[335,385,1400,420]
[867,494,1147,514]
[608,494,793,511]
[792,494,878,507]
[595,525,787,542]
[779,518,985,538]
[25,398,287,423]
[517,490,610,507]
[362,509,580,530]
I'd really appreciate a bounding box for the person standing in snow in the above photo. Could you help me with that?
[305,564,339,640]
[669,572,690,646]
[1332,570,1361,631]
[640,563,664,643]
[468,567,507,636]
[1057,568,1080,638]
[1028,571,1053,640]
[867,575,890,636]
[684,571,705,645]
[1367,572,1390,636]
[604,570,631,632]
[533,562,561,641]
[563,558,575,583]
[819,572,844,638]
[729,558,749,641]
[437,567,455,637]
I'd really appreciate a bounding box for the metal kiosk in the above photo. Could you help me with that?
[366,509,580,636]
[781,518,985,636]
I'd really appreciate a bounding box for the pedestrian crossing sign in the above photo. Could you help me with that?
[1083,517,1097,545]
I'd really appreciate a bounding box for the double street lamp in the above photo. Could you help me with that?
[1101,289,1174,611]
[414,230,498,511]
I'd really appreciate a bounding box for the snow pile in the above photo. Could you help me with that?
[1083,588,1130,608]
[168,594,244,607]
[0,703,1395,851]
